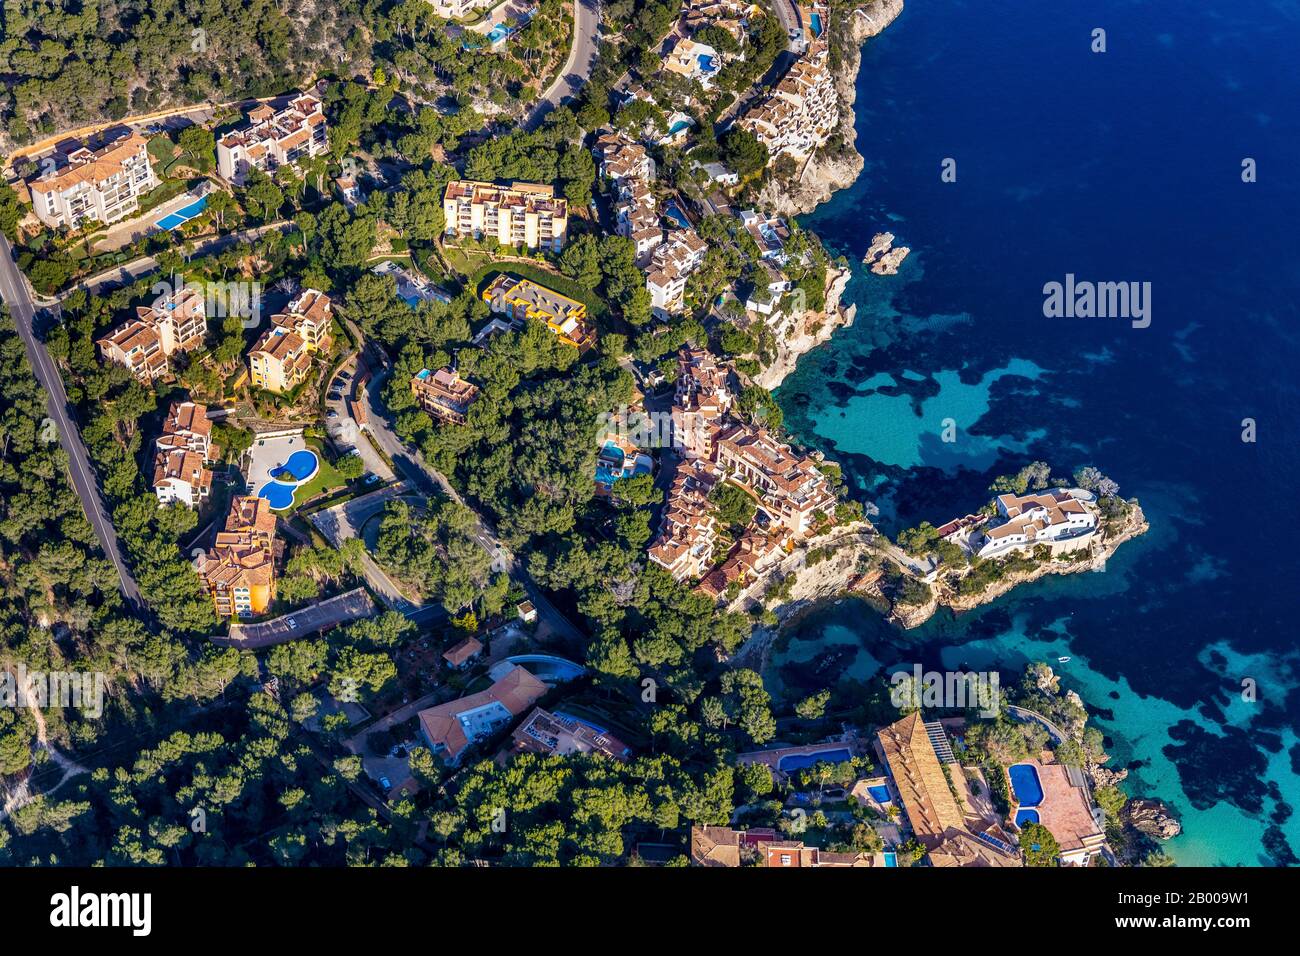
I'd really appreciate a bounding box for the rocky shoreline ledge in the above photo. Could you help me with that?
[754,265,855,389]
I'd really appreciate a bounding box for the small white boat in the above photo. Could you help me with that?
[1057,656,1071,663]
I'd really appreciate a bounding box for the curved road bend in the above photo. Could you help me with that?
[525,0,601,132]
[0,235,142,607]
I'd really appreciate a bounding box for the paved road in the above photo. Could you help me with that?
[525,0,600,132]
[358,343,586,646]
[217,588,378,647]
[46,220,292,304]
[0,235,142,607]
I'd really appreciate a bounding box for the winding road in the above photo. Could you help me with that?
[0,234,142,607]
[525,0,601,131]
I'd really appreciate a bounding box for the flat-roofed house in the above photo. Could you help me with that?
[510,707,631,760]
[442,180,569,252]
[417,665,548,765]
[248,327,312,393]
[481,274,595,350]
[97,285,208,383]
[217,92,329,186]
[411,367,480,425]
[28,132,158,229]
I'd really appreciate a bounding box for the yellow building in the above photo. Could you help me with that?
[270,288,334,353]
[443,180,569,252]
[481,274,596,350]
[248,327,311,393]
[197,496,278,618]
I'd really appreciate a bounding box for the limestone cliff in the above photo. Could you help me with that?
[757,0,905,217]
[754,265,855,389]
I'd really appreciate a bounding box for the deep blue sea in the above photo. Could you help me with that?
[776,0,1300,865]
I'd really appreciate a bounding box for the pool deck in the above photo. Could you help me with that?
[736,739,862,773]
[246,432,313,500]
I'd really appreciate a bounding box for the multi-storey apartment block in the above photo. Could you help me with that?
[411,367,480,425]
[738,41,839,163]
[152,402,218,508]
[248,326,312,394]
[647,230,709,318]
[713,424,838,537]
[97,285,208,384]
[270,288,333,353]
[973,490,1099,559]
[481,274,596,350]
[442,180,568,251]
[197,496,278,618]
[28,132,158,229]
[217,92,329,186]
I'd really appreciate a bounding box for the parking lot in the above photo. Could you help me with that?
[218,588,377,647]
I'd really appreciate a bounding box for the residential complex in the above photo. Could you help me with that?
[97,285,208,384]
[738,40,839,163]
[481,274,596,350]
[152,402,217,509]
[442,180,569,252]
[648,349,838,586]
[196,496,279,618]
[270,288,334,353]
[876,714,1022,867]
[216,92,329,186]
[417,664,548,765]
[28,131,159,229]
[647,230,709,319]
[411,367,481,425]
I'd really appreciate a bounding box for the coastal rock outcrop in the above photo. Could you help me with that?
[754,266,854,389]
[893,502,1150,629]
[756,0,905,217]
[1124,798,1183,841]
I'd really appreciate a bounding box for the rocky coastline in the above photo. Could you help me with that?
[887,503,1150,629]
[754,265,855,389]
[756,0,905,217]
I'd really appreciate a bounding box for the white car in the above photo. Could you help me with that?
[287,618,298,630]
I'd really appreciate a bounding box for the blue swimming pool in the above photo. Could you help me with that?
[257,481,296,510]
[1009,763,1045,808]
[868,784,892,804]
[883,851,897,867]
[271,450,319,482]
[156,196,208,230]
[777,748,852,772]
[664,201,691,230]
[1015,808,1041,828]
[810,12,823,37]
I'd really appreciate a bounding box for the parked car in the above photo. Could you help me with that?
[379,776,392,791]
[287,618,298,630]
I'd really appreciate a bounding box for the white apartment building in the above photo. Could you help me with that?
[153,401,217,509]
[647,230,709,318]
[426,0,494,18]
[217,92,329,186]
[28,133,158,229]
[442,180,569,252]
[738,42,839,163]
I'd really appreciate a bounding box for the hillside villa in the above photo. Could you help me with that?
[412,367,481,425]
[481,274,596,350]
[417,664,548,765]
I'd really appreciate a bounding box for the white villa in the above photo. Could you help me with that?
[973,490,1099,559]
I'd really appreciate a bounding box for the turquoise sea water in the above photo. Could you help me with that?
[775,0,1300,865]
